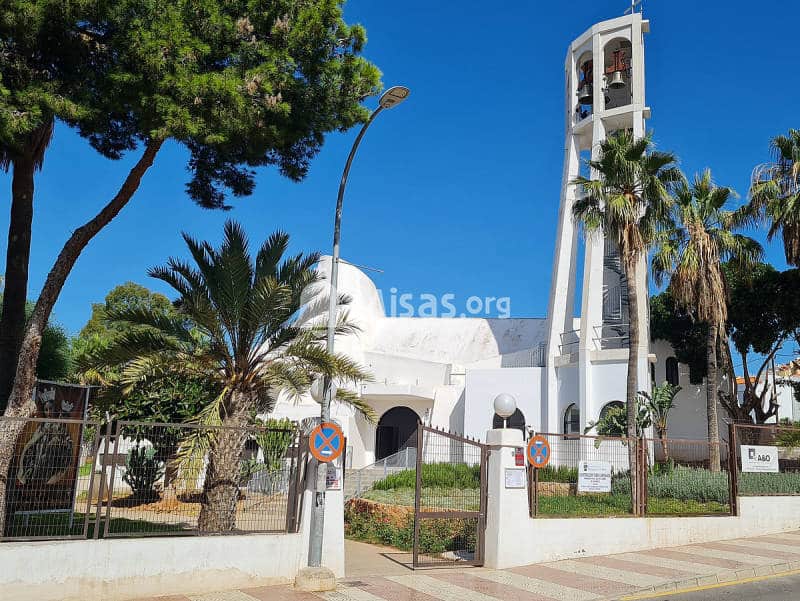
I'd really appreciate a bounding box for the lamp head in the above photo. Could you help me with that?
[493,393,517,419]
[379,86,410,109]
[310,378,337,404]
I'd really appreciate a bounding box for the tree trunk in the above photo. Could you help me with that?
[622,253,640,512]
[0,121,53,410]
[197,394,250,532]
[0,139,163,535]
[659,428,669,463]
[706,323,722,472]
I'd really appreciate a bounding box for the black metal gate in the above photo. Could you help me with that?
[412,425,487,568]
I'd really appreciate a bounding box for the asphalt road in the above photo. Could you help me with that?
[636,571,800,601]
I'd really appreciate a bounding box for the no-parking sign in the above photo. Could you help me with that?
[309,422,344,463]
[527,435,551,468]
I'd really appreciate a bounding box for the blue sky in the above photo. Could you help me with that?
[2,0,798,352]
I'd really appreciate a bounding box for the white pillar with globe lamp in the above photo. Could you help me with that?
[485,393,528,569]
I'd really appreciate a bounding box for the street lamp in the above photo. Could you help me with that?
[494,393,517,429]
[306,86,410,573]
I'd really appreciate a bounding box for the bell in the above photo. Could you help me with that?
[577,83,593,105]
[608,70,626,89]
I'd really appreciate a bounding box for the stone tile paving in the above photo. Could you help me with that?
[132,531,800,601]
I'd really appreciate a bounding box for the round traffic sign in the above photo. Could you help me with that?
[527,435,551,468]
[310,422,345,462]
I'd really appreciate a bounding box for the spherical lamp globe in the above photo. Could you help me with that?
[310,378,337,405]
[493,393,517,429]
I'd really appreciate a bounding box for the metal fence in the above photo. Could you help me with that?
[526,432,635,517]
[1,417,308,541]
[733,423,800,497]
[526,432,734,518]
[642,437,732,517]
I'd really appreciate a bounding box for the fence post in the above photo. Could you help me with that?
[405,446,410,468]
[641,439,648,515]
[93,420,113,539]
[728,422,739,516]
[412,426,424,567]
[103,421,122,538]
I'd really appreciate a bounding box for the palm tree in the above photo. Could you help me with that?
[652,170,762,471]
[639,382,680,462]
[572,130,679,509]
[750,129,800,266]
[94,220,372,531]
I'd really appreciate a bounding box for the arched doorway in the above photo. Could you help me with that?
[375,406,420,461]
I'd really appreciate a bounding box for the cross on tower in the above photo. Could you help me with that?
[624,0,643,15]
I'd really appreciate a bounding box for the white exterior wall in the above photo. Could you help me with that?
[463,368,544,438]
[0,485,344,601]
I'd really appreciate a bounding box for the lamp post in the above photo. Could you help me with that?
[493,393,517,429]
[306,86,410,573]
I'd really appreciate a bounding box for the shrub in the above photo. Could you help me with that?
[372,463,480,491]
[536,465,578,483]
[611,466,729,504]
[123,445,164,501]
[739,471,800,495]
[344,498,475,553]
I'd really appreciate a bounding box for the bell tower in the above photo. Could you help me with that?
[543,13,651,433]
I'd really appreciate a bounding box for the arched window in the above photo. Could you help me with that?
[563,403,580,434]
[493,408,526,434]
[666,357,680,386]
[599,401,624,423]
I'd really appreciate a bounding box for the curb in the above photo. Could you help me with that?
[605,559,800,600]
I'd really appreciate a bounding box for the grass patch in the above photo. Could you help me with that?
[78,461,93,477]
[362,487,481,511]
[4,512,187,538]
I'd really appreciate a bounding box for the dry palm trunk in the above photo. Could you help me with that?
[198,393,250,532]
[706,323,722,472]
[0,121,54,409]
[622,253,640,513]
[0,139,163,536]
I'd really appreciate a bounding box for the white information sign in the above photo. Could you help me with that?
[741,445,780,473]
[578,460,612,493]
[504,468,526,489]
[326,466,342,490]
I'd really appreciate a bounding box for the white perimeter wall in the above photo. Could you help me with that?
[487,496,800,569]
[484,429,800,569]
[0,485,344,601]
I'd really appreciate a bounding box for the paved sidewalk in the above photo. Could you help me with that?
[132,531,800,601]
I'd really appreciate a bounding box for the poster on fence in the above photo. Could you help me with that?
[7,381,91,515]
[740,445,780,473]
[578,460,612,493]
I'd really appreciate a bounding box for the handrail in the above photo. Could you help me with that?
[345,446,417,499]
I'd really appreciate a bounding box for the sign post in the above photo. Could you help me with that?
[526,435,551,517]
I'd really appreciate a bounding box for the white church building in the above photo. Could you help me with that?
[271,13,720,469]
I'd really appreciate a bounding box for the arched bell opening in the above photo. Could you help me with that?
[603,38,632,110]
[575,51,594,122]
